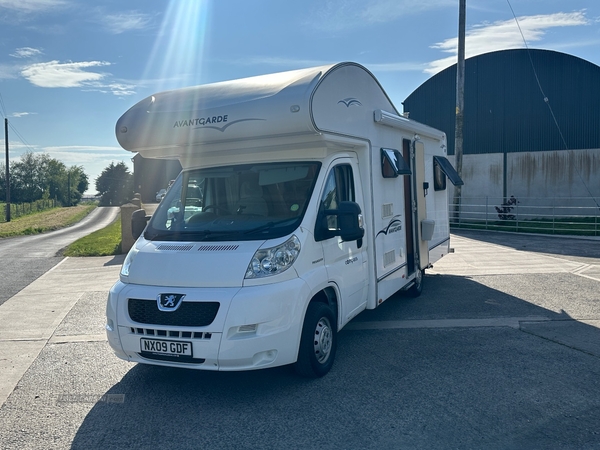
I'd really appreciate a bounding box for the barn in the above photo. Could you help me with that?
[403,49,600,224]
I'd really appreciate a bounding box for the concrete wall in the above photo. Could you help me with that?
[448,148,600,220]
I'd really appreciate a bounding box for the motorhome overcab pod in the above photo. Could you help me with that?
[106,62,463,377]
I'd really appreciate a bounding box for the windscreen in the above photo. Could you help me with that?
[145,162,321,242]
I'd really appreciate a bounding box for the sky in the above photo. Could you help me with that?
[0,0,598,195]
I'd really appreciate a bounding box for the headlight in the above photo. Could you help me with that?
[245,235,301,279]
[120,246,139,280]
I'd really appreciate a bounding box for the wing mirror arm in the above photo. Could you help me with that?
[131,209,151,240]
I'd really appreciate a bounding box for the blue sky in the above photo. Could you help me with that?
[0,0,598,194]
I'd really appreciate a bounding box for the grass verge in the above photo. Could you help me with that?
[0,205,97,238]
[63,214,122,256]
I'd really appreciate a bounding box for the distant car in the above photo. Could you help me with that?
[156,189,167,202]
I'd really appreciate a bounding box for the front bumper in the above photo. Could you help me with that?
[106,278,310,371]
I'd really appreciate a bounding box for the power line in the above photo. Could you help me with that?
[506,0,599,209]
[505,0,568,151]
[7,123,38,154]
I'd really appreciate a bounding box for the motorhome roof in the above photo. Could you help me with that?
[115,62,409,159]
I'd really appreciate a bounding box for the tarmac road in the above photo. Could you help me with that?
[0,229,599,449]
[0,207,119,306]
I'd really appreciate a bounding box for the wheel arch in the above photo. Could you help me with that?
[310,286,339,330]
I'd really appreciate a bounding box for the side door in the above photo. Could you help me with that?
[315,160,368,324]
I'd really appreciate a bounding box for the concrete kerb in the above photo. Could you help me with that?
[0,256,123,407]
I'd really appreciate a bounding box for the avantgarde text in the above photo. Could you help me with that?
[173,115,228,128]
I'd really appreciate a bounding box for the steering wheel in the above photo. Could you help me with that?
[202,204,230,214]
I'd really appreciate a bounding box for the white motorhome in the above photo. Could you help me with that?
[106,62,462,377]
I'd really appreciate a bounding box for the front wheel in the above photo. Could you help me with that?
[294,302,337,378]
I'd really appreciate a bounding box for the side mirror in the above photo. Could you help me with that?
[335,201,365,242]
[131,209,150,240]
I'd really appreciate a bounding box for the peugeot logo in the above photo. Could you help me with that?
[157,293,185,312]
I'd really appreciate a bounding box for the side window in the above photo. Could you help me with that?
[381,148,411,178]
[433,158,447,191]
[316,164,355,240]
[433,155,464,190]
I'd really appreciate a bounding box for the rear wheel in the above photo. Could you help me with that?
[294,302,337,378]
[406,269,424,297]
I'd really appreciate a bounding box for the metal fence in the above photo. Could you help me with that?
[0,199,58,223]
[449,196,600,237]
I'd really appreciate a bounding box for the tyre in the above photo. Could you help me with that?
[294,302,337,378]
[406,269,424,298]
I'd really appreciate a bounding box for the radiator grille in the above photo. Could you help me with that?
[130,327,212,340]
[128,299,219,327]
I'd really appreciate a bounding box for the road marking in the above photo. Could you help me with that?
[573,264,600,282]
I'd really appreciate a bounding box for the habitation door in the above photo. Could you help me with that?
[316,159,368,323]
[403,139,415,275]
[402,138,429,274]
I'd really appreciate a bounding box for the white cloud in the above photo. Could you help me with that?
[0,140,33,152]
[0,0,67,13]
[42,145,124,153]
[426,11,590,74]
[10,47,43,58]
[11,112,36,118]
[40,146,130,171]
[21,60,109,88]
[20,60,136,96]
[232,58,427,76]
[82,82,137,96]
[100,11,152,34]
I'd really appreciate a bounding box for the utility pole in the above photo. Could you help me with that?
[453,0,466,222]
[4,118,10,222]
[67,170,71,207]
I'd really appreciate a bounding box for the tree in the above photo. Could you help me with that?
[95,161,134,206]
[46,158,68,203]
[68,166,89,206]
[10,151,50,203]
[0,152,89,206]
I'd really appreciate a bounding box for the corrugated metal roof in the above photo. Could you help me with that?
[403,49,600,155]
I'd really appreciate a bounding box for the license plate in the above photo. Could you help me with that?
[140,338,193,357]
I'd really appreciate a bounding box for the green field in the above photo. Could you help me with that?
[0,204,96,238]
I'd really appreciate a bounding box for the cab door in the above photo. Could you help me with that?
[315,159,368,323]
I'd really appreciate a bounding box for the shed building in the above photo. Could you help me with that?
[403,49,600,220]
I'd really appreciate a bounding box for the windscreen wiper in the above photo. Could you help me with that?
[146,229,235,241]
[243,217,298,235]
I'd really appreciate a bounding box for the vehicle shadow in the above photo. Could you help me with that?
[69,273,600,449]
[103,254,126,266]
[451,228,600,263]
